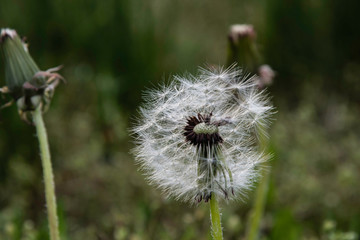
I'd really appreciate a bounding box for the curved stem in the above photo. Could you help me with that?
[210,194,223,240]
[33,106,60,240]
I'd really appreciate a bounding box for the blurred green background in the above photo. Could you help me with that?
[0,0,359,239]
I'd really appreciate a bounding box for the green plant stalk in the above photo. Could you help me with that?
[210,194,223,240]
[246,167,270,240]
[33,106,60,240]
[246,129,271,240]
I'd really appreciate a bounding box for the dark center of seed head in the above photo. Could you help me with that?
[184,113,223,147]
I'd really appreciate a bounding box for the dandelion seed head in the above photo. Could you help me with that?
[132,66,273,203]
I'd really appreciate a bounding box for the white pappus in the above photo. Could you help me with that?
[132,65,273,203]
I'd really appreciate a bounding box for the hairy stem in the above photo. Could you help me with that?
[33,106,60,240]
[210,194,223,240]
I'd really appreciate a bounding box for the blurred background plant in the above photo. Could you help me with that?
[0,0,359,239]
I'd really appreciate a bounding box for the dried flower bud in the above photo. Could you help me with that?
[0,28,63,121]
[1,29,40,98]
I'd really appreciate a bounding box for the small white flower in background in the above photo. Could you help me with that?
[258,64,276,89]
[132,66,273,203]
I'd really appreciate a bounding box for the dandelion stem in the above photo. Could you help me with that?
[246,167,270,240]
[33,106,60,240]
[246,128,271,240]
[210,194,223,240]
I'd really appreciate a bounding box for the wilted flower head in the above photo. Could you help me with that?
[0,28,63,121]
[132,66,273,203]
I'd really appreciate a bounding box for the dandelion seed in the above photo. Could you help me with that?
[132,66,273,203]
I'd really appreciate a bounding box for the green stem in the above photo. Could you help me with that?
[246,127,271,240]
[210,194,223,240]
[33,106,60,240]
[246,167,270,240]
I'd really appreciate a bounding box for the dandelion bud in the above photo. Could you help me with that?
[1,29,40,99]
[229,24,256,43]
[132,66,273,203]
[227,24,260,70]
[0,28,63,120]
